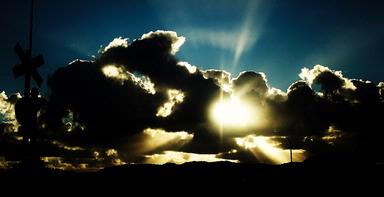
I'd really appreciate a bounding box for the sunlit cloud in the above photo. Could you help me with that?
[106,149,118,157]
[321,126,344,145]
[105,149,126,166]
[267,87,288,101]
[140,128,193,153]
[232,71,268,97]
[177,61,197,74]
[144,151,239,165]
[41,157,96,172]
[51,140,85,151]
[102,64,129,82]
[299,64,356,90]
[121,128,194,161]
[0,91,21,133]
[141,30,186,55]
[202,69,232,92]
[102,37,129,53]
[40,148,129,171]
[61,109,86,132]
[379,82,384,97]
[156,89,185,117]
[102,64,156,94]
[235,135,307,164]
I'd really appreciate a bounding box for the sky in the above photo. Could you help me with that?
[1,0,383,94]
[0,0,384,170]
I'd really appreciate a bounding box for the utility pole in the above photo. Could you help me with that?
[288,137,293,163]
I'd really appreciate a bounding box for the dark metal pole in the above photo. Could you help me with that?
[288,137,293,163]
[23,0,34,146]
[29,0,34,54]
[24,0,34,98]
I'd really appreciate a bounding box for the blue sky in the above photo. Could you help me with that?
[1,0,383,94]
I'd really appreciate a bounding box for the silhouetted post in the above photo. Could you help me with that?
[12,0,44,162]
[287,137,293,163]
[24,0,34,99]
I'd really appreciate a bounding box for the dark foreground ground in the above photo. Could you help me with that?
[0,159,383,193]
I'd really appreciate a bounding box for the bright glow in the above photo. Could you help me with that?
[102,64,156,94]
[93,151,100,160]
[211,96,255,128]
[143,128,193,150]
[106,149,118,157]
[156,89,185,117]
[181,28,240,51]
[177,61,197,74]
[144,151,239,165]
[125,128,194,158]
[102,64,127,81]
[105,149,126,166]
[103,37,129,53]
[322,126,344,145]
[221,83,232,93]
[235,135,307,164]
[0,91,20,133]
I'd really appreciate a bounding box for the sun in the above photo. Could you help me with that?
[211,96,255,128]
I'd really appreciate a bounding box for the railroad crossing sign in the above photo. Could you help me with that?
[12,0,45,152]
[13,43,44,87]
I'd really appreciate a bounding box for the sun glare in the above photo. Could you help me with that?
[211,96,255,128]
[235,135,307,164]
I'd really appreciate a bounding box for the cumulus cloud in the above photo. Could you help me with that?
[235,135,307,164]
[232,71,269,100]
[156,89,185,117]
[202,69,232,90]
[177,61,197,74]
[46,59,165,144]
[299,65,356,92]
[2,30,384,170]
[102,37,129,53]
[118,128,194,163]
[102,64,156,94]
[0,91,21,133]
[140,30,185,55]
[378,82,384,100]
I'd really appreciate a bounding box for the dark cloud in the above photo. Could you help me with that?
[46,60,165,145]
[313,70,345,96]
[1,31,384,168]
[232,71,269,100]
[202,69,231,87]
[45,31,224,155]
